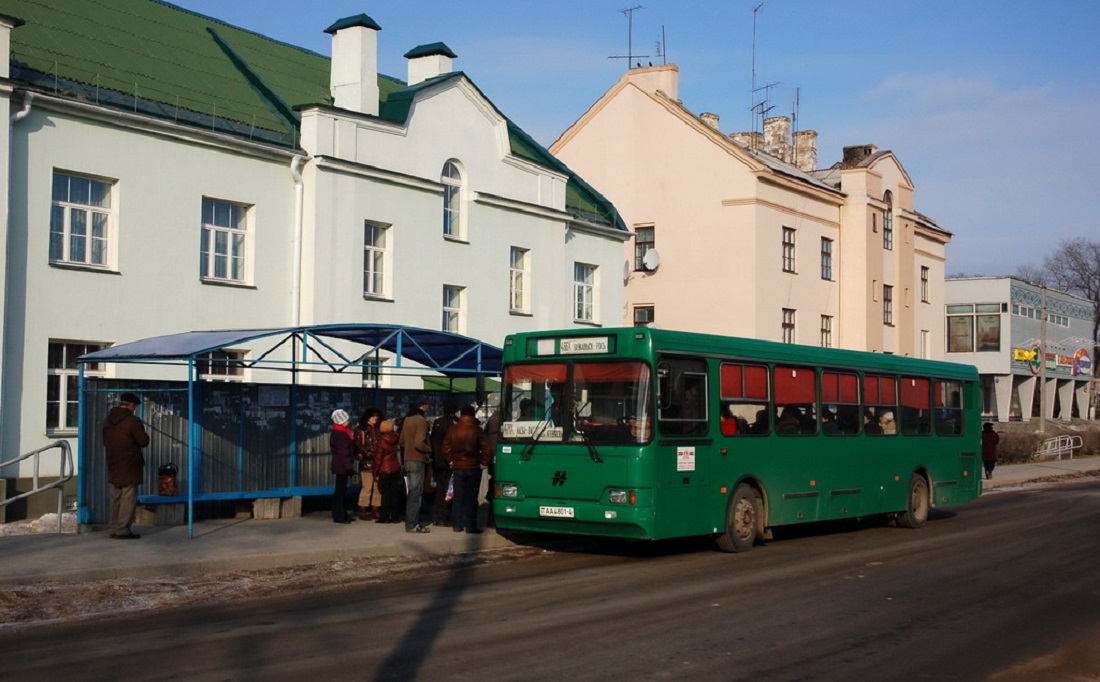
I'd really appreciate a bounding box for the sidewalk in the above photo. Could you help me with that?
[2,456,1098,587]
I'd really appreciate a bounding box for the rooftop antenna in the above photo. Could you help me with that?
[608,5,649,69]
[655,25,666,65]
[750,3,764,140]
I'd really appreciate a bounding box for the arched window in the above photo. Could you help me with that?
[442,161,463,238]
[882,190,894,250]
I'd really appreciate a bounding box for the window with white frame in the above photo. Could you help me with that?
[196,349,245,381]
[364,221,389,297]
[50,171,114,268]
[573,262,597,323]
[200,198,249,283]
[47,340,106,432]
[948,303,1003,352]
[442,161,464,239]
[820,238,833,280]
[360,354,388,387]
[782,308,796,344]
[634,305,654,327]
[509,247,529,313]
[634,225,655,271]
[883,284,894,325]
[782,227,796,273]
[883,191,894,250]
[820,315,832,348]
[442,285,464,333]
[920,266,930,303]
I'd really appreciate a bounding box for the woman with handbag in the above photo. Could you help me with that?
[354,407,383,520]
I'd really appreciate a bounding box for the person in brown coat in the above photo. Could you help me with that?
[103,392,150,539]
[443,404,492,534]
[981,422,1000,480]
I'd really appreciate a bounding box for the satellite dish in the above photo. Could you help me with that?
[642,248,661,271]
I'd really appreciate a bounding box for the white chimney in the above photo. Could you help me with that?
[325,14,381,116]
[405,42,457,85]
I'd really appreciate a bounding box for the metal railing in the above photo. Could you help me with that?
[1034,435,1083,461]
[0,441,74,533]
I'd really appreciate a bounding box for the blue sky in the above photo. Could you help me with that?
[171,0,1100,278]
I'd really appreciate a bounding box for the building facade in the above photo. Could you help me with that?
[550,65,950,358]
[1,1,627,483]
[945,277,1095,421]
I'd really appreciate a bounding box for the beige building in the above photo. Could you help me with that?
[551,64,951,358]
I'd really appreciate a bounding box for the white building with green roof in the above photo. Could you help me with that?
[0,1,628,493]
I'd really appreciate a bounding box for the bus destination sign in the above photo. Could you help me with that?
[559,336,611,355]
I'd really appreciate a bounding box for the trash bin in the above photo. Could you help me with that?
[158,462,178,496]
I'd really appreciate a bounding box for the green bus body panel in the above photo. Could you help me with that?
[493,328,982,541]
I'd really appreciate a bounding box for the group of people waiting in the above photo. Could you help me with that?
[329,395,497,534]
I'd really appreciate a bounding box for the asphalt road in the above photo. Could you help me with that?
[4,481,1100,681]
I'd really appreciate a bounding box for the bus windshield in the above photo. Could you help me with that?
[500,361,652,445]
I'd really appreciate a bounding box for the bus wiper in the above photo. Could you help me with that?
[520,415,553,461]
[571,412,604,464]
[576,425,604,463]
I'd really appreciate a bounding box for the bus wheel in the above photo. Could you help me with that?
[717,484,758,553]
[896,474,929,529]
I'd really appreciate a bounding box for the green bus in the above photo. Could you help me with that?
[492,327,981,552]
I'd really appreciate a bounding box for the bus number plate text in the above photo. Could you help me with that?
[539,506,575,518]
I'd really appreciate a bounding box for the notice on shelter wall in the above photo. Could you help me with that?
[677,446,696,472]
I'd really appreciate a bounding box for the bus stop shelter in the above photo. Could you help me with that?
[77,324,502,537]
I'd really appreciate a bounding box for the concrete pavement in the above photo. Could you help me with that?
[2,455,1098,587]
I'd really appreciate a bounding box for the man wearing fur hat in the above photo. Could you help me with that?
[329,409,357,524]
[103,392,150,539]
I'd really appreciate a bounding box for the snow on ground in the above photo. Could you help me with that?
[0,512,77,536]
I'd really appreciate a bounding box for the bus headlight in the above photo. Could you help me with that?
[609,490,627,504]
[501,484,519,498]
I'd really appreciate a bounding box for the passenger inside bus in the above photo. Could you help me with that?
[864,409,884,435]
[776,406,802,434]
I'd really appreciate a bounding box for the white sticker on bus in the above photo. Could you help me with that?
[677,446,696,472]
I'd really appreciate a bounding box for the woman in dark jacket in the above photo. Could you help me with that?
[442,405,492,534]
[372,419,403,523]
[330,409,357,524]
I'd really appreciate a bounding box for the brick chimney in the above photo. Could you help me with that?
[700,112,720,131]
[793,130,818,172]
[842,144,878,166]
[763,116,791,163]
[325,14,381,115]
[405,42,457,85]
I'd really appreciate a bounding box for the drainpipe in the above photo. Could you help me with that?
[2,92,34,450]
[289,154,307,326]
[10,91,33,123]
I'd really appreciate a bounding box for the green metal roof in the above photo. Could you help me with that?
[6,0,623,231]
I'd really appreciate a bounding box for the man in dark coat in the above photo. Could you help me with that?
[429,400,459,527]
[443,405,492,534]
[103,392,150,539]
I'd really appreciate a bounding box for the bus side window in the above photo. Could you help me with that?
[774,366,818,436]
[657,358,708,436]
[935,381,963,435]
[719,363,770,436]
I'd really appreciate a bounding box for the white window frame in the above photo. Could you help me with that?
[50,170,115,269]
[360,355,389,388]
[47,340,107,433]
[196,349,246,382]
[820,238,833,280]
[441,160,465,240]
[782,308,796,344]
[364,221,390,298]
[634,305,655,327]
[573,262,598,324]
[782,227,796,273]
[820,315,833,348]
[442,285,465,334]
[200,197,251,284]
[509,246,530,313]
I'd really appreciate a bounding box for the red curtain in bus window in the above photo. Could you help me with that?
[775,366,816,404]
[745,365,768,399]
[572,362,648,382]
[823,372,859,404]
[901,377,930,409]
[864,375,897,404]
[721,364,744,398]
[505,364,567,383]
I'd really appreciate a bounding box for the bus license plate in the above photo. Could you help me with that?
[540,506,575,518]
